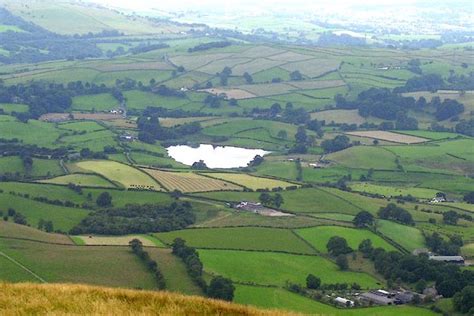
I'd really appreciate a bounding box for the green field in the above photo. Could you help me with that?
[71,93,118,111]
[296,226,397,253]
[0,239,158,289]
[204,173,295,190]
[0,192,89,232]
[40,174,116,187]
[156,227,315,254]
[350,182,439,199]
[327,146,398,170]
[376,220,425,251]
[199,249,381,288]
[73,160,161,190]
[235,285,437,315]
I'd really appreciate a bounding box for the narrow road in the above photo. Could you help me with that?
[0,250,47,283]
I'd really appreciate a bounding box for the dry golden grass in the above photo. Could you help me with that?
[345,131,428,144]
[0,282,296,315]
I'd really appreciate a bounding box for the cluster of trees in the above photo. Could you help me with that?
[37,219,54,233]
[464,192,474,204]
[361,241,474,299]
[217,67,232,86]
[171,238,235,301]
[317,32,366,46]
[425,232,462,256]
[1,208,27,225]
[395,73,474,93]
[0,8,103,64]
[321,135,351,153]
[247,155,264,167]
[129,239,165,289]
[70,202,195,235]
[171,237,207,290]
[455,119,474,137]
[154,85,186,98]
[353,211,374,227]
[377,203,414,225]
[137,115,201,144]
[188,41,231,53]
[259,192,284,208]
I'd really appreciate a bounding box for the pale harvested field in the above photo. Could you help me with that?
[345,131,429,144]
[311,109,367,125]
[197,57,251,74]
[158,116,216,128]
[39,113,70,122]
[75,235,157,246]
[204,173,296,190]
[73,113,123,121]
[170,53,234,70]
[287,79,346,90]
[201,88,256,99]
[237,83,295,97]
[232,58,286,75]
[94,62,173,72]
[238,46,286,58]
[142,169,243,192]
[268,51,314,62]
[281,59,340,78]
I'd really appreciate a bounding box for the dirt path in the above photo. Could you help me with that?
[0,250,47,283]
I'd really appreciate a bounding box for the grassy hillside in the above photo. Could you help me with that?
[0,283,290,315]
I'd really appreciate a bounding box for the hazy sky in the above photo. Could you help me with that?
[93,0,424,12]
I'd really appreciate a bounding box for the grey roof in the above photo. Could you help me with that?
[429,255,464,261]
[361,293,395,304]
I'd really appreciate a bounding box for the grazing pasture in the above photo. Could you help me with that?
[39,174,115,187]
[295,226,397,253]
[73,235,164,247]
[0,239,158,289]
[0,221,74,245]
[200,88,256,99]
[327,146,398,170]
[350,182,439,199]
[0,192,89,232]
[204,173,295,190]
[71,93,118,112]
[142,169,242,192]
[199,249,380,288]
[73,160,161,190]
[155,227,315,254]
[345,131,429,144]
[376,220,425,251]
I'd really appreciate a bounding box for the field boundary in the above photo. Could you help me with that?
[0,249,47,283]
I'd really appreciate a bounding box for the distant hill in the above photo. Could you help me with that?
[0,0,191,35]
[0,282,293,315]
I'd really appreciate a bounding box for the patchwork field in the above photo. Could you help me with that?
[345,131,429,144]
[204,173,296,190]
[376,220,425,251]
[199,249,381,288]
[295,226,397,253]
[39,174,116,188]
[0,239,158,289]
[72,235,165,247]
[142,169,242,192]
[73,161,161,190]
[350,182,439,199]
[155,227,315,254]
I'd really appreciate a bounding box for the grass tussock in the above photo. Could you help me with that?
[0,282,296,315]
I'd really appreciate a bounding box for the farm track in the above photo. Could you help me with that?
[0,249,46,283]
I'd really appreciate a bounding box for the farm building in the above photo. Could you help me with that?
[428,255,465,264]
[360,291,398,305]
[334,297,354,307]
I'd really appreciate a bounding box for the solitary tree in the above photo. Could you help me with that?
[327,236,352,256]
[306,274,321,289]
[336,254,349,270]
[353,211,374,227]
[207,276,235,301]
[96,192,112,207]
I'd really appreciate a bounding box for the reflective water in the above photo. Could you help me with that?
[166,144,270,168]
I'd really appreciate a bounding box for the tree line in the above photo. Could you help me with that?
[129,239,165,289]
[70,202,195,235]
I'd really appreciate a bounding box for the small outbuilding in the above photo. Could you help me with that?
[428,255,465,264]
[334,297,354,307]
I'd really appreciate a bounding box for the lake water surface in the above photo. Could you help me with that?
[166,144,270,168]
